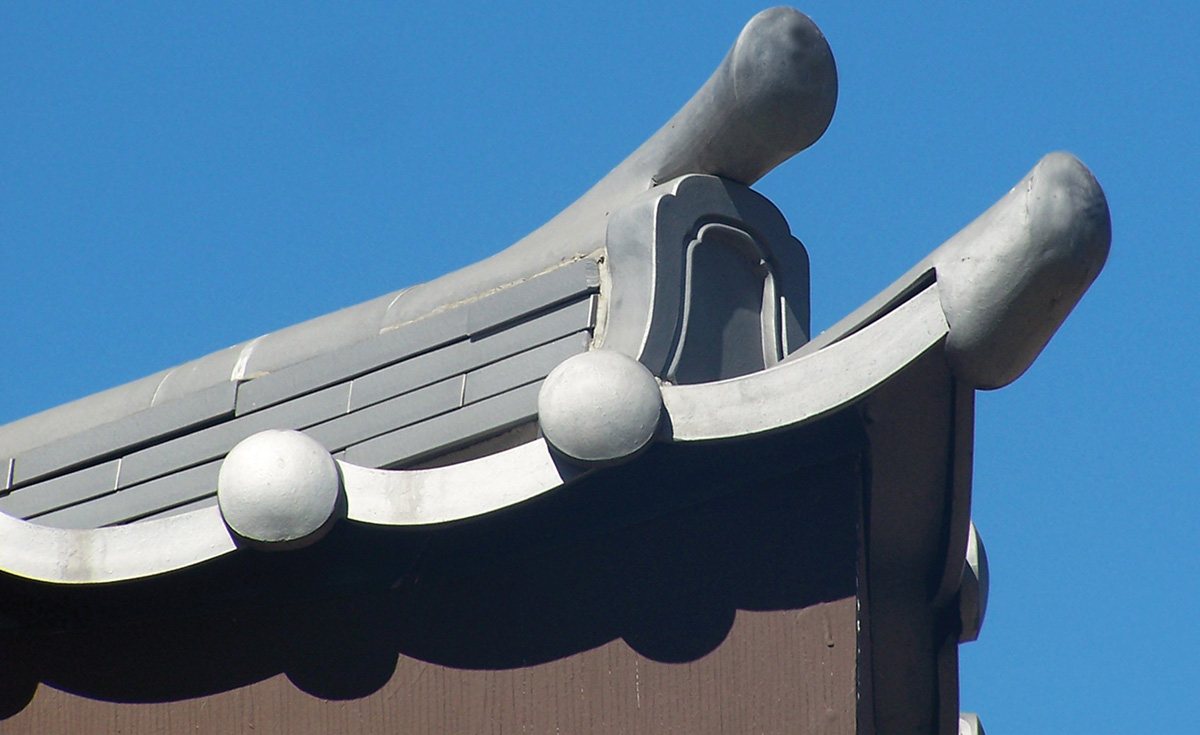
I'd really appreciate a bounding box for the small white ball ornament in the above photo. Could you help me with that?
[538,350,663,464]
[217,430,342,549]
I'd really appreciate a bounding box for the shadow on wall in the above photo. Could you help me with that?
[0,418,862,717]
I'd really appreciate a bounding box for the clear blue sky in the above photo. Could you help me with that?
[2,3,1197,732]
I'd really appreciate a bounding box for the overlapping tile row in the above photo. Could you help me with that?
[0,259,600,529]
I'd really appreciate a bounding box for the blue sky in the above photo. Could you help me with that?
[2,3,1197,732]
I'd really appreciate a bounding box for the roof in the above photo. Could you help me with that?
[0,5,1107,595]
[0,7,1110,732]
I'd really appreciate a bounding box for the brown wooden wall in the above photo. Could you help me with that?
[3,602,856,734]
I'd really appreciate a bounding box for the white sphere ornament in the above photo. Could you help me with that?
[959,520,990,643]
[217,430,343,550]
[538,350,663,464]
